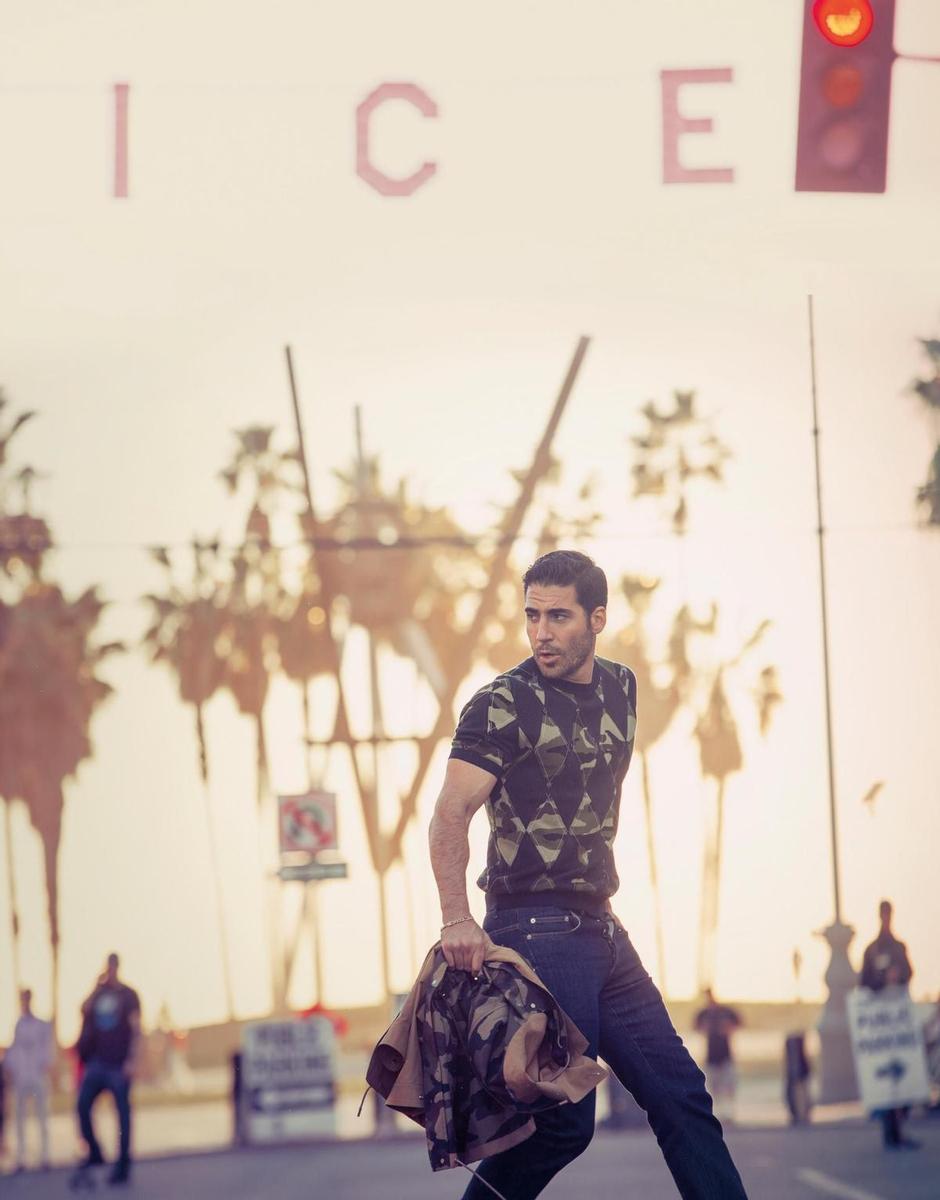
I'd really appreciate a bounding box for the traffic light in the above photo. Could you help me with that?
[795,0,897,193]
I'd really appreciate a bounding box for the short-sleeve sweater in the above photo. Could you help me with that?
[449,655,637,913]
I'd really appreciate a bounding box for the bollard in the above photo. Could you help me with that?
[231,1051,245,1146]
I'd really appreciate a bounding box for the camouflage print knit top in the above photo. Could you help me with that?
[450,655,637,911]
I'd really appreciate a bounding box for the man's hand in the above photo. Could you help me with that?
[441,919,488,975]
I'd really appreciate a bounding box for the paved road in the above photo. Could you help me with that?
[3,1118,939,1199]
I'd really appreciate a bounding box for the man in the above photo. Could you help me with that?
[860,900,919,1150]
[4,989,53,1172]
[694,989,742,1123]
[429,551,748,1200]
[74,953,141,1185]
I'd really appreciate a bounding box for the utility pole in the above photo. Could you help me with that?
[807,295,858,1102]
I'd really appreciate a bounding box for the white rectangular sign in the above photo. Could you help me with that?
[847,987,930,1112]
[241,1017,336,1143]
[278,790,338,855]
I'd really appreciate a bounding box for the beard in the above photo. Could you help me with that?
[535,625,595,681]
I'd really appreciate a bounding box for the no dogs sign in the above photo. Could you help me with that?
[278,790,338,855]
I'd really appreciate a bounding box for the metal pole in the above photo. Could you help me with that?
[807,295,858,1102]
[808,294,843,924]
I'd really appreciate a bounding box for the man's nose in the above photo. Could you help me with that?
[535,621,552,642]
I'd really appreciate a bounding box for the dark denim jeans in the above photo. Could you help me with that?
[77,1061,132,1168]
[462,906,748,1200]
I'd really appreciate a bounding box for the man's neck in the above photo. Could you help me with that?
[559,654,596,685]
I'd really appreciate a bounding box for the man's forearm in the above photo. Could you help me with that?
[429,805,473,924]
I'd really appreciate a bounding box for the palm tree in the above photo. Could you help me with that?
[216,427,299,814]
[141,540,236,1019]
[630,390,732,536]
[0,395,41,1007]
[627,387,783,994]
[317,439,481,993]
[909,335,940,526]
[274,570,333,783]
[0,581,121,1029]
[693,638,781,994]
[215,427,310,1011]
[599,575,682,995]
[0,397,120,1029]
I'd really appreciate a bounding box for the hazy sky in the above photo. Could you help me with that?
[2,1,939,1041]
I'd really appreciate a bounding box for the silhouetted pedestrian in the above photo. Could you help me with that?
[860,900,919,1151]
[4,989,53,1172]
[73,953,141,1187]
[694,988,742,1122]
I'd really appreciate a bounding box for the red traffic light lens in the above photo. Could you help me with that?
[822,64,864,107]
[812,0,875,47]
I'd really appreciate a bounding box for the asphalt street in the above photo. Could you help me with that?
[3,1119,939,1200]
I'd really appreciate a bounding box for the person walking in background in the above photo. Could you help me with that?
[73,953,141,1186]
[694,989,742,1123]
[0,1043,7,1166]
[4,989,53,1173]
[860,900,919,1151]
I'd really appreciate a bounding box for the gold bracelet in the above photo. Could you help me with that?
[441,915,473,931]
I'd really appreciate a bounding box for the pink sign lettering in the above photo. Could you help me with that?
[660,68,734,185]
[114,82,129,198]
[355,82,438,197]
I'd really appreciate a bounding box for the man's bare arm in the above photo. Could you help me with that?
[429,758,496,974]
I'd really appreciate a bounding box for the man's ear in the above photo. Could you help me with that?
[590,606,607,635]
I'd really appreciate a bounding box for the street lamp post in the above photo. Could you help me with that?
[807,295,859,1102]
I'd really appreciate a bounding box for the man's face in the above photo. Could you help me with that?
[524,583,605,683]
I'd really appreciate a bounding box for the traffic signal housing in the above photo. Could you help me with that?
[795,0,897,193]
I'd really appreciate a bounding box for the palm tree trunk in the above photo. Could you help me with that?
[3,799,23,1010]
[255,710,287,1013]
[713,775,726,942]
[37,787,63,1035]
[639,752,668,996]
[369,635,391,1000]
[301,680,313,785]
[255,710,269,813]
[194,703,236,1021]
[696,777,725,995]
[376,868,392,999]
[308,883,325,1005]
[401,859,418,985]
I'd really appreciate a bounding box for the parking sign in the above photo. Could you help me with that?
[241,1017,336,1143]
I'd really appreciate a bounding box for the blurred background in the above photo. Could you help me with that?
[1,0,939,1183]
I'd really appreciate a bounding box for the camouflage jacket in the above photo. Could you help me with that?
[365,940,607,1171]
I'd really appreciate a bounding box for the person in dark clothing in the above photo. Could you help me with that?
[73,953,141,1186]
[694,989,742,1121]
[0,1046,7,1164]
[860,900,919,1151]
[429,551,749,1200]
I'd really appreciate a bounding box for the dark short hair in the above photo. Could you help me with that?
[522,550,607,615]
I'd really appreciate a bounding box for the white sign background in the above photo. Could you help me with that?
[241,1017,336,1143]
[847,987,930,1111]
